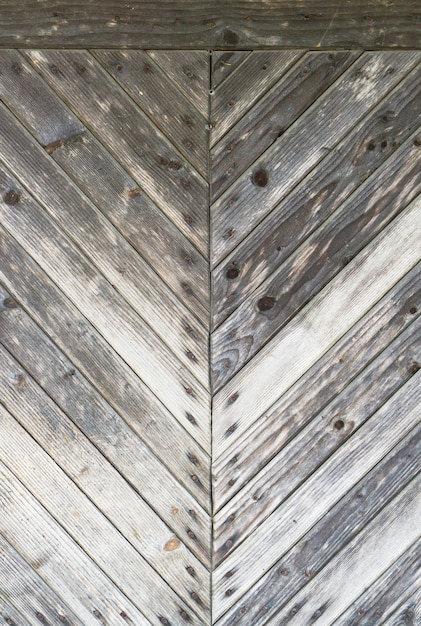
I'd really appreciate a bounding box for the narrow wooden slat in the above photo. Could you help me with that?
[211,51,420,266]
[381,589,421,626]
[214,318,420,558]
[210,50,304,146]
[213,196,421,458]
[0,228,210,507]
[0,163,211,451]
[23,49,209,255]
[0,49,209,322]
[213,374,420,618]
[0,534,85,626]
[92,50,208,177]
[213,262,420,511]
[211,52,251,90]
[212,63,421,326]
[0,459,158,626]
[212,130,421,390]
[261,479,420,626]
[215,425,420,625]
[0,1,419,49]
[0,99,208,390]
[211,50,361,200]
[0,344,211,574]
[335,541,420,626]
[148,51,209,118]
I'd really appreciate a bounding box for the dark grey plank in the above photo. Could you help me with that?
[211,50,361,200]
[212,131,421,391]
[211,51,251,90]
[0,1,419,48]
[214,425,421,625]
[213,262,420,510]
[212,61,421,327]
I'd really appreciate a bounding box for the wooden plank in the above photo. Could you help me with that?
[213,262,420,511]
[211,50,361,200]
[23,50,209,256]
[260,478,420,626]
[0,1,419,49]
[214,317,420,559]
[213,196,421,458]
[211,52,251,90]
[212,374,420,618]
[212,62,421,326]
[0,162,211,451]
[210,51,304,146]
[0,534,85,626]
[0,345,211,575]
[0,459,159,626]
[0,49,209,322]
[92,50,208,177]
[148,51,210,118]
[335,541,420,626]
[381,589,421,626]
[215,425,421,625]
[212,129,421,390]
[211,51,421,266]
[0,229,210,509]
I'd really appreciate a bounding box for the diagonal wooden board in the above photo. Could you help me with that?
[0,50,420,626]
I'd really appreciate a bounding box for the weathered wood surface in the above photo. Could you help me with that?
[0,1,420,49]
[382,589,421,626]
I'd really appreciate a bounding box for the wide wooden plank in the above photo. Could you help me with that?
[382,589,421,626]
[215,425,420,625]
[92,50,208,177]
[0,229,210,507]
[0,163,211,451]
[213,374,420,617]
[335,541,420,626]
[23,49,209,256]
[213,196,421,458]
[213,262,420,511]
[0,345,211,573]
[0,534,85,626]
[211,50,361,200]
[212,62,421,326]
[0,1,419,49]
[212,129,421,390]
[214,318,420,558]
[211,51,420,266]
[261,478,420,626]
[210,51,304,146]
[0,48,209,322]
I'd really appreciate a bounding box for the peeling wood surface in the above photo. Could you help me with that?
[0,48,420,626]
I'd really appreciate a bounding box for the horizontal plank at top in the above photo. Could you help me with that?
[0,1,420,48]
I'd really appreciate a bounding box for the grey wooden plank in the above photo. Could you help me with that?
[0,534,85,626]
[215,425,421,625]
[0,597,32,626]
[211,51,251,90]
[0,1,419,49]
[213,196,421,460]
[212,61,421,327]
[214,318,420,561]
[210,50,304,146]
[0,49,209,323]
[335,542,420,626]
[212,130,421,391]
[0,228,210,511]
[381,589,421,626]
[212,374,420,618]
[213,262,420,511]
[260,478,420,626]
[148,50,210,118]
[0,160,211,451]
[0,343,211,575]
[211,50,361,200]
[211,51,421,267]
[92,50,208,177]
[23,50,209,256]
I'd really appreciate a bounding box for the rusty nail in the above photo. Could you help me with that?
[51,65,59,72]
[225,360,232,368]
[226,424,237,434]
[230,456,238,464]
[228,478,235,486]
[334,419,345,430]
[262,64,268,70]
[280,568,288,576]
[187,529,196,539]
[186,350,197,361]
[225,571,233,578]
[117,65,123,71]
[160,618,168,625]
[252,169,268,187]
[128,188,140,198]
[188,509,196,517]
[185,118,192,126]
[225,589,233,596]
[188,453,198,464]
[92,609,101,618]
[184,255,192,263]
[180,610,188,619]
[143,65,151,73]
[120,611,127,618]
[227,144,233,151]
[226,539,233,548]
[4,190,20,205]
[36,614,44,620]
[13,64,22,73]
[291,608,297,615]
[186,413,196,424]
[182,283,192,293]
[226,266,240,279]
[186,565,195,575]
[183,180,191,189]
[229,393,238,403]
[185,215,194,224]
[191,474,199,482]
[367,142,376,151]
[409,306,417,314]
[191,592,198,600]
[228,100,235,107]
[78,66,86,73]
[414,138,421,146]
[225,229,234,238]
[257,296,275,311]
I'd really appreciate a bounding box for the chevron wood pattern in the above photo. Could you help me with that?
[0,50,420,626]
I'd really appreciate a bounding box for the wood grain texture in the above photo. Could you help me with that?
[0,1,420,49]
[0,598,31,626]
[211,52,252,90]
[381,589,421,626]
[212,61,421,327]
